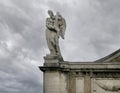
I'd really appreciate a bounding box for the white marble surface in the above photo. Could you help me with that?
[44,71,60,93]
[91,78,120,93]
[76,77,84,93]
[60,73,67,93]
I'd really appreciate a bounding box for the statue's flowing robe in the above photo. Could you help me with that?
[46,18,61,56]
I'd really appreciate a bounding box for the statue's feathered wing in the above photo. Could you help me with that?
[59,18,66,39]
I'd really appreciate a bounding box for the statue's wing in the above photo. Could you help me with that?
[59,18,66,39]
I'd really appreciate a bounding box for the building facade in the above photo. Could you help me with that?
[40,49,120,93]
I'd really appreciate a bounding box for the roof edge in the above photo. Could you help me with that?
[94,48,120,62]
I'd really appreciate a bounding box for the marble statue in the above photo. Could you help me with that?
[45,10,66,59]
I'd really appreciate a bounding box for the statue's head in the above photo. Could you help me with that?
[56,12,61,16]
[48,10,54,18]
[56,12,62,20]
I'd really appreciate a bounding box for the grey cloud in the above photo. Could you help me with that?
[0,55,42,93]
[0,0,44,93]
[55,0,120,61]
[1,0,120,93]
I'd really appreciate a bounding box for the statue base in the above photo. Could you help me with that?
[44,54,64,63]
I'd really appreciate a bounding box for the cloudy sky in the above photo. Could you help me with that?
[0,0,120,93]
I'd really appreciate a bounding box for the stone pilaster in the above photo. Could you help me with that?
[84,75,91,93]
[44,71,60,93]
[40,56,67,93]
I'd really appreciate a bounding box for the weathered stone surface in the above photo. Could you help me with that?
[84,75,91,93]
[39,49,120,93]
[44,71,60,93]
[91,78,120,93]
[45,10,66,59]
[44,55,63,63]
[40,61,120,93]
[76,78,84,93]
[60,72,68,93]
[43,71,68,93]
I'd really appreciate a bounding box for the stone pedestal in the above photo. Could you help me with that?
[40,56,68,93]
[44,55,63,63]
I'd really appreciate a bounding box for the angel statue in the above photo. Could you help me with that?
[45,10,66,60]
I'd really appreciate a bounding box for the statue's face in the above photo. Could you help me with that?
[56,12,62,20]
[48,10,54,18]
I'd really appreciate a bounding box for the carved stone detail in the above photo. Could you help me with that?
[45,10,66,60]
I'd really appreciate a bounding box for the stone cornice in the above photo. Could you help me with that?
[39,62,120,72]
